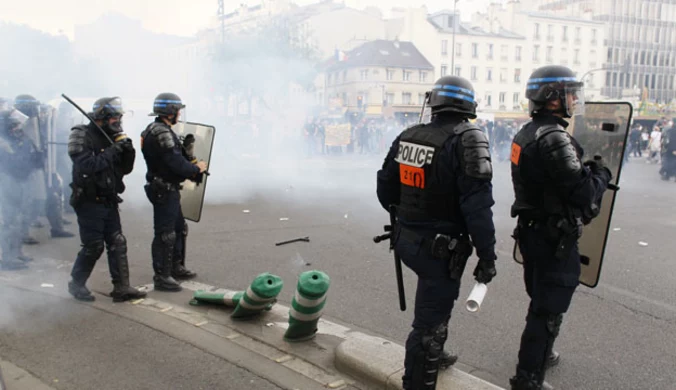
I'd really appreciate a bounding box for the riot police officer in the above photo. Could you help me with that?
[659,119,676,180]
[376,76,498,390]
[141,93,207,292]
[14,94,74,241]
[509,66,612,389]
[0,108,38,270]
[67,97,147,302]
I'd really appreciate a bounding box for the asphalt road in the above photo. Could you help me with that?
[21,152,676,390]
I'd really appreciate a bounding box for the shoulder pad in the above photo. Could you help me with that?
[536,124,582,179]
[453,122,482,135]
[150,123,175,149]
[68,125,88,155]
[458,124,492,180]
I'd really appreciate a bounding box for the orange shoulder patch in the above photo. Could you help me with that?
[510,143,522,165]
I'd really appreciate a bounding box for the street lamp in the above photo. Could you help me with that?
[450,0,460,72]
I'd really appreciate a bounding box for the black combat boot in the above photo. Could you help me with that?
[110,255,147,302]
[509,367,553,390]
[171,224,196,280]
[439,350,458,369]
[68,281,95,302]
[152,232,182,292]
[51,229,75,238]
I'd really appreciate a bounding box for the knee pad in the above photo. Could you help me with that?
[159,231,176,246]
[422,320,449,360]
[546,313,563,338]
[109,231,127,253]
[83,240,105,259]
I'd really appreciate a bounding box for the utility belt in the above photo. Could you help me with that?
[514,213,582,262]
[144,176,181,205]
[69,183,120,208]
[396,225,473,280]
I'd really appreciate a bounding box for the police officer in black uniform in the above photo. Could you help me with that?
[141,93,206,292]
[67,97,147,302]
[0,108,37,270]
[376,76,498,390]
[660,119,676,180]
[509,66,612,389]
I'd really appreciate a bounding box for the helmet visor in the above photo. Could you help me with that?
[565,83,584,117]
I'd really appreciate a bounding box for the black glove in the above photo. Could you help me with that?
[584,155,612,182]
[118,137,134,153]
[182,133,195,147]
[473,259,497,284]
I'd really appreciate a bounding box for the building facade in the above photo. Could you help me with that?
[319,39,434,118]
[526,0,676,102]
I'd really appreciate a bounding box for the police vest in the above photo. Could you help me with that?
[395,122,462,223]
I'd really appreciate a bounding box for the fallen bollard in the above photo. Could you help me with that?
[190,290,243,307]
[284,270,330,342]
[232,273,284,319]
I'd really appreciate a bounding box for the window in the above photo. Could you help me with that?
[534,23,540,39]
[574,49,580,64]
[342,71,347,83]
[419,71,427,83]
[402,92,412,105]
[387,69,395,81]
[500,68,507,82]
[455,43,462,57]
[575,27,581,43]
[515,46,522,61]
[386,93,395,105]
[454,66,461,77]
[499,92,506,104]
[485,92,492,107]
[513,92,520,104]
[514,68,521,83]
[360,69,369,80]
[471,66,478,80]
[472,43,479,58]
[403,70,411,81]
[440,65,448,76]
[533,45,540,62]
[562,26,568,41]
[441,40,448,55]
[546,46,553,62]
[487,44,494,60]
[486,68,493,81]
[501,45,508,61]
[418,93,426,105]
[547,25,554,41]
[327,74,332,85]
[591,28,597,44]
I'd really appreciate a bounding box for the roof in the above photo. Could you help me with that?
[324,40,433,71]
[521,11,605,25]
[428,14,525,39]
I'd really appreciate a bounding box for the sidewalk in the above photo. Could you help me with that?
[0,251,504,390]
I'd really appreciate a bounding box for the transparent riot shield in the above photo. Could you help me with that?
[172,121,215,222]
[513,102,633,288]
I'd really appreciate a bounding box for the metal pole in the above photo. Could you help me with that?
[450,0,459,73]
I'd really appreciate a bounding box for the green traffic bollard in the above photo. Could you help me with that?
[232,273,284,319]
[190,290,243,307]
[284,270,330,342]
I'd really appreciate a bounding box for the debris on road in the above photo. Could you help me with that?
[275,237,310,246]
[279,217,289,221]
[243,210,250,213]
[638,241,649,247]
[40,283,54,288]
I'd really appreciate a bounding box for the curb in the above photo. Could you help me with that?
[335,332,505,390]
[0,359,56,390]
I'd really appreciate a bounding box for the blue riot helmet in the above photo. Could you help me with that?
[14,94,40,117]
[526,65,584,118]
[427,76,477,119]
[151,92,185,117]
[90,97,124,121]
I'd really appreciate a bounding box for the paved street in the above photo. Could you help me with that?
[8,152,676,390]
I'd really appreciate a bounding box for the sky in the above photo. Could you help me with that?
[0,0,494,39]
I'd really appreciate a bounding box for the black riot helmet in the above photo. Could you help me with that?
[151,92,185,117]
[526,65,584,118]
[90,97,124,121]
[14,94,40,117]
[427,76,477,119]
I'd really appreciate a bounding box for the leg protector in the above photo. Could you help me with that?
[71,239,104,285]
[172,221,196,280]
[152,231,182,292]
[106,231,127,285]
[410,321,449,390]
